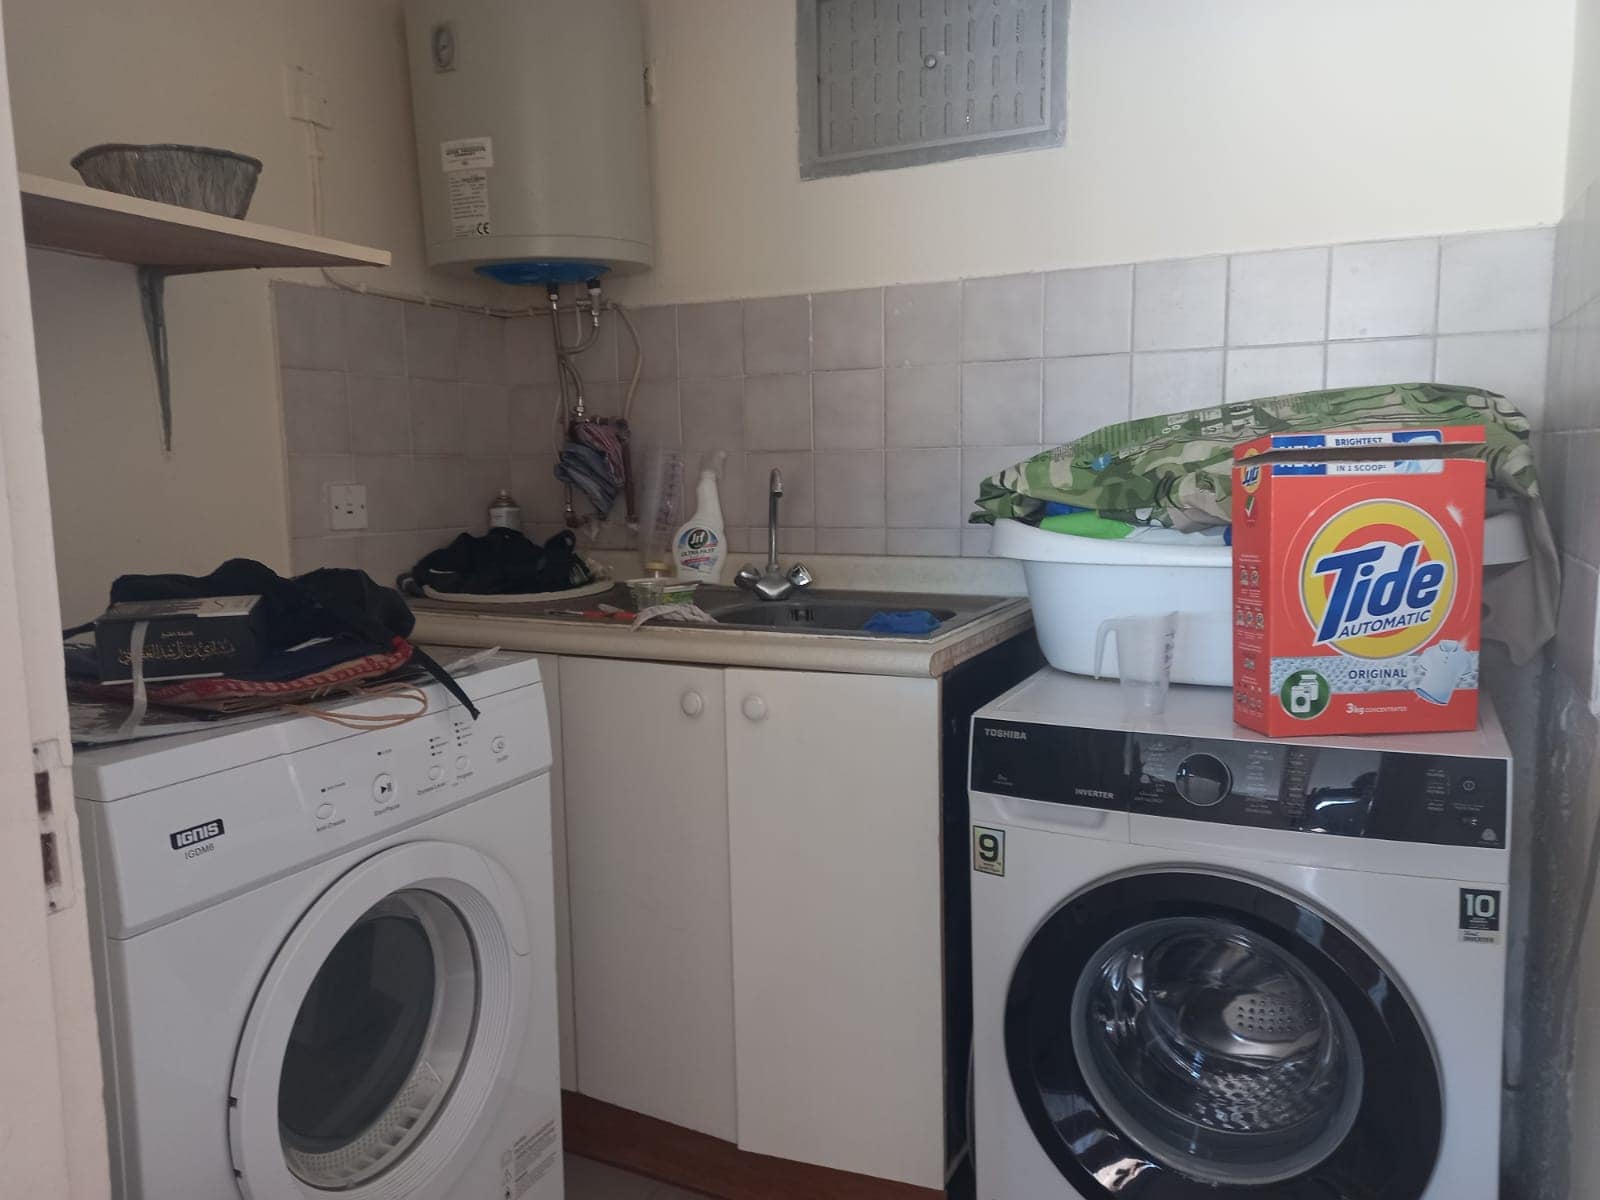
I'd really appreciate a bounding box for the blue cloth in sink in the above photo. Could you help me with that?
[862,610,941,635]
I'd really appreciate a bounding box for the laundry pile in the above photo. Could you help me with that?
[400,528,598,597]
[65,558,475,741]
[968,382,1556,659]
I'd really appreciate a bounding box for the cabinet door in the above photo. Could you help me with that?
[725,669,944,1189]
[560,656,736,1140]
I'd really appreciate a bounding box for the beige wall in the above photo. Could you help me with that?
[3,0,514,623]
[618,0,1575,306]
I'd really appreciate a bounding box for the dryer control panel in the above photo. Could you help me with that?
[970,718,1508,849]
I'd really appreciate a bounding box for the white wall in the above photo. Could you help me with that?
[618,0,1575,306]
[3,0,514,623]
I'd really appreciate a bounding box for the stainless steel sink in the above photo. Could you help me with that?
[696,588,1011,638]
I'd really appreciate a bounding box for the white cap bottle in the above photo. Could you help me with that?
[673,468,727,582]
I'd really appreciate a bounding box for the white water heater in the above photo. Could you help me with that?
[402,0,653,285]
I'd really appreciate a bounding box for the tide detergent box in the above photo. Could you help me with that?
[1232,427,1485,737]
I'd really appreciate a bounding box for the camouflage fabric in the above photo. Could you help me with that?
[971,383,1537,528]
[970,383,1556,661]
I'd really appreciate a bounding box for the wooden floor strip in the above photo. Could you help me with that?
[562,1092,944,1200]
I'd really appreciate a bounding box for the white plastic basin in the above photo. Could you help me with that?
[993,513,1528,687]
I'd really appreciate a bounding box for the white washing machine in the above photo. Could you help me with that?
[969,671,1512,1200]
[75,651,563,1200]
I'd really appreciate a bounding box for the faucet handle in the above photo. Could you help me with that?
[735,564,762,592]
[786,562,814,590]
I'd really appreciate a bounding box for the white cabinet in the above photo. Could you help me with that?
[724,669,946,1191]
[559,656,738,1140]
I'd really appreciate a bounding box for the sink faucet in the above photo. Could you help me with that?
[734,469,813,600]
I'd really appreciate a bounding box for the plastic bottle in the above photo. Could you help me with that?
[673,463,727,582]
[488,489,522,532]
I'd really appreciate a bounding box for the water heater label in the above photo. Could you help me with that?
[448,171,491,238]
[440,136,494,172]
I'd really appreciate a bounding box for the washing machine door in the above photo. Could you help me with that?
[229,840,530,1200]
[1005,871,1441,1198]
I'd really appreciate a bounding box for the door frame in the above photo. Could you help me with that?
[0,2,110,1194]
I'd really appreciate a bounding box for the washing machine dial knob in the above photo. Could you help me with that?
[1175,753,1231,808]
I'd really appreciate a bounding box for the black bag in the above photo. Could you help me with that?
[67,558,479,718]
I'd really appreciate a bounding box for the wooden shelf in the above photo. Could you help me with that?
[18,173,391,275]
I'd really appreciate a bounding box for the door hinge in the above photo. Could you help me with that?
[32,759,75,914]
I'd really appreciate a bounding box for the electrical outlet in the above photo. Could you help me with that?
[329,484,368,531]
[282,64,332,128]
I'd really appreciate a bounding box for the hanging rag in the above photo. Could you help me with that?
[557,441,622,517]
[967,382,1556,662]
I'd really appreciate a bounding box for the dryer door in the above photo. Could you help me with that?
[229,840,530,1200]
[1005,871,1441,1199]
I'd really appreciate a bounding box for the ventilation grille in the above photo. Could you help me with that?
[799,0,1068,178]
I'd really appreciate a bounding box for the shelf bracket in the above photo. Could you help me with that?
[136,266,172,452]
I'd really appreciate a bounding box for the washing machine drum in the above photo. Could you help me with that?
[1005,872,1442,1198]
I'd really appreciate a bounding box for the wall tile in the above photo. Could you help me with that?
[1572,432,1600,567]
[462,457,513,528]
[1434,331,1549,423]
[1227,248,1328,346]
[510,455,566,524]
[1328,238,1439,340]
[281,369,348,455]
[1131,349,1225,416]
[618,304,678,381]
[709,451,751,526]
[352,455,419,532]
[887,448,962,528]
[458,312,506,384]
[962,274,1043,361]
[360,531,435,587]
[733,524,814,557]
[404,304,459,380]
[886,365,960,447]
[287,454,354,538]
[627,379,682,449]
[814,369,884,449]
[1133,257,1226,351]
[961,360,1042,445]
[746,452,814,525]
[681,378,746,449]
[275,284,346,370]
[1324,338,1436,389]
[887,528,961,556]
[961,526,994,557]
[1223,344,1326,403]
[343,293,405,376]
[292,536,363,573]
[461,384,511,457]
[886,282,961,366]
[813,288,883,369]
[678,301,744,377]
[1439,227,1555,334]
[1044,265,1133,357]
[816,527,887,554]
[412,456,470,530]
[744,374,813,451]
[505,318,558,385]
[1044,354,1130,443]
[347,375,411,456]
[508,385,561,455]
[814,451,885,528]
[743,295,811,375]
[410,379,463,454]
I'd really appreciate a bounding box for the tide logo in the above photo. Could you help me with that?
[1299,500,1455,658]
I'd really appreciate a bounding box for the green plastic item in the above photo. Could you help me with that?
[1038,512,1135,539]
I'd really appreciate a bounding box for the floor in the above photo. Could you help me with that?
[564,1152,706,1199]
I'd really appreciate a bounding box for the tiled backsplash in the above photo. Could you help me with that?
[282,226,1553,581]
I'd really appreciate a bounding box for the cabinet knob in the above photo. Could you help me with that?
[680,689,705,717]
[741,695,768,722]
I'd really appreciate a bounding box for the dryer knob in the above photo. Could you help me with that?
[1175,753,1231,808]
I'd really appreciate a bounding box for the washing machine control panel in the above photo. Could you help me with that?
[970,718,1508,849]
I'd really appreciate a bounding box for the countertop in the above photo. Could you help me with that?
[410,586,1035,679]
